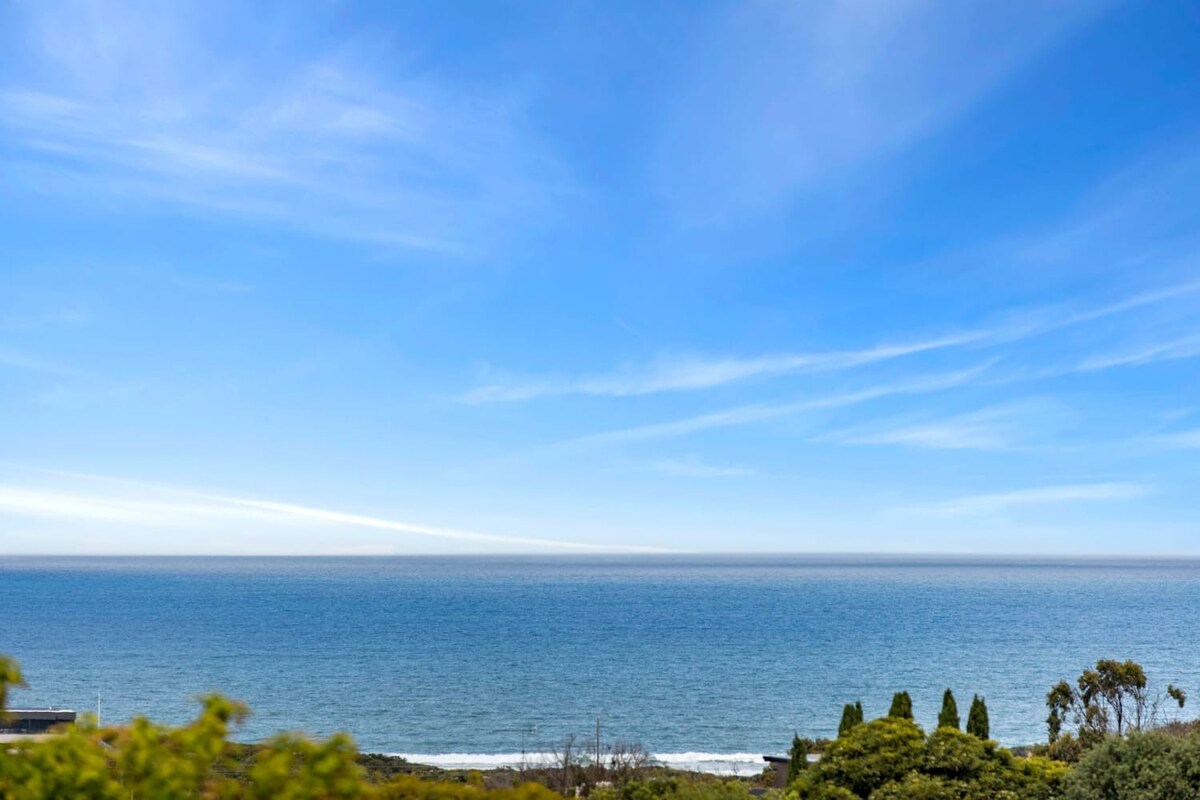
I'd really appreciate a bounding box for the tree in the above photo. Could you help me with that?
[787,734,810,784]
[794,718,925,799]
[0,656,24,714]
[1063,730,1200,800]
[936,689,959,731]
[790,718,1065,800]
[837,704,861,738]
[854,701,863,726]
[1046,681,1073,744]
[966,695,989,740]
[887,692,913,721]
[1045,658,1168,746]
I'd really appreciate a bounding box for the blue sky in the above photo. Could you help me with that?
[2,0,1199,554]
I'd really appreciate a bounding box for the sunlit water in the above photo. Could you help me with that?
[2,555,1197,774]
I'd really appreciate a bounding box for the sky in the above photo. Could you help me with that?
[1,0,1199,555]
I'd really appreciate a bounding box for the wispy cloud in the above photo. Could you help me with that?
[560,365,988,449]
[0,471,663,552]
[901,482,1150,516]
[1154,429,1200,448]
[0,346,87,377]
[652,1,1110,219]
[1073,333,1200,372]
[824,400,1068,451]
[465,279,1200,403]
[463,333,980,403]
[0,1,564,253]
[643,456,756,478]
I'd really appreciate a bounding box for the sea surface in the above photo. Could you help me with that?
[2,555,1198,774]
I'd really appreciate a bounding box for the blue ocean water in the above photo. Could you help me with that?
[1,556,1198,772]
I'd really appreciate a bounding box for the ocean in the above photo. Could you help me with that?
[1,555,1197,774]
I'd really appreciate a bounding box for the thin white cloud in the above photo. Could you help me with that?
[0,346,87,377]
[464,278,1200,403]
[560,364,988,449]
[463,333,981,403]
[0,2,564,253]
[1154,429,1200,448]
[835,416,1012,451]
[825,401,1065,451]
[1073,333,1200,372]
[0,475,663,553]
[901,482,1150,516]
[653,0,1110,220]
[644,457,756,478]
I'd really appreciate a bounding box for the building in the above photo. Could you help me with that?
[0,709,77,736]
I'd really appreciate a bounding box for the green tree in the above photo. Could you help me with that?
[965,695,989,740]
[853,701,863,726]
[1063,730,1200,800]
[936,689,959,731]
[837,704,861,738]
[887,692,913,721]
[787,734,810,784]
[1045,658,1170,747]
[793,717,925,799]
[790,718,1065,800]
[0,656,24,714]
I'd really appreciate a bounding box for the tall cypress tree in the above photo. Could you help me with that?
[967,695,990,739]
[888,691,913,720]
[938,689,960,730]
[786,734,809,785]
[838,703,861,737]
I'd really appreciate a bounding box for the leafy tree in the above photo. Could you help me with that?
[936,689,959,731]
[787,734,810,784]
[790,718,1065,800]
[0,656,23,715]
[965,695,989,740]
[1046,658,1171,746]
[887,692,913,721]
[0,652,568,800]
[793,717,925,799]
[853,701,863,726]
[1063,730,1200,800]
[837,704,861,738]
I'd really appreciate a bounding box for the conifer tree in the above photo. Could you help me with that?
[887,691,913,720]
[838,703,861,737]
[786,733,809,785]
[937,688,960,730]
[967,694,990,739]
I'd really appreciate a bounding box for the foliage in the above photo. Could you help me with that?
[788,720,1064,800]
[966,695,989,740]
[1062,729,1200,799]
[0,655,24,714]
[787,734,810,784]
[1047,659,1181,747]
[791,718,925,799]
[592,776,752,800]
[886,693,912,721]
[936,690,959,731]
[837,704,863,739]
[0,654,566,800]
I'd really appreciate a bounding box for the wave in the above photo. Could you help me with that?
[388,752,770,776]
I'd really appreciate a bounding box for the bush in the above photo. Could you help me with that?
[1063,730,1200,799]
[787,719,1065,800]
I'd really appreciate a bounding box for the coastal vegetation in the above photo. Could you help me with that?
[5,654,1200,798]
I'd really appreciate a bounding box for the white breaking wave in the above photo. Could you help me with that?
[389,752,769,776]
